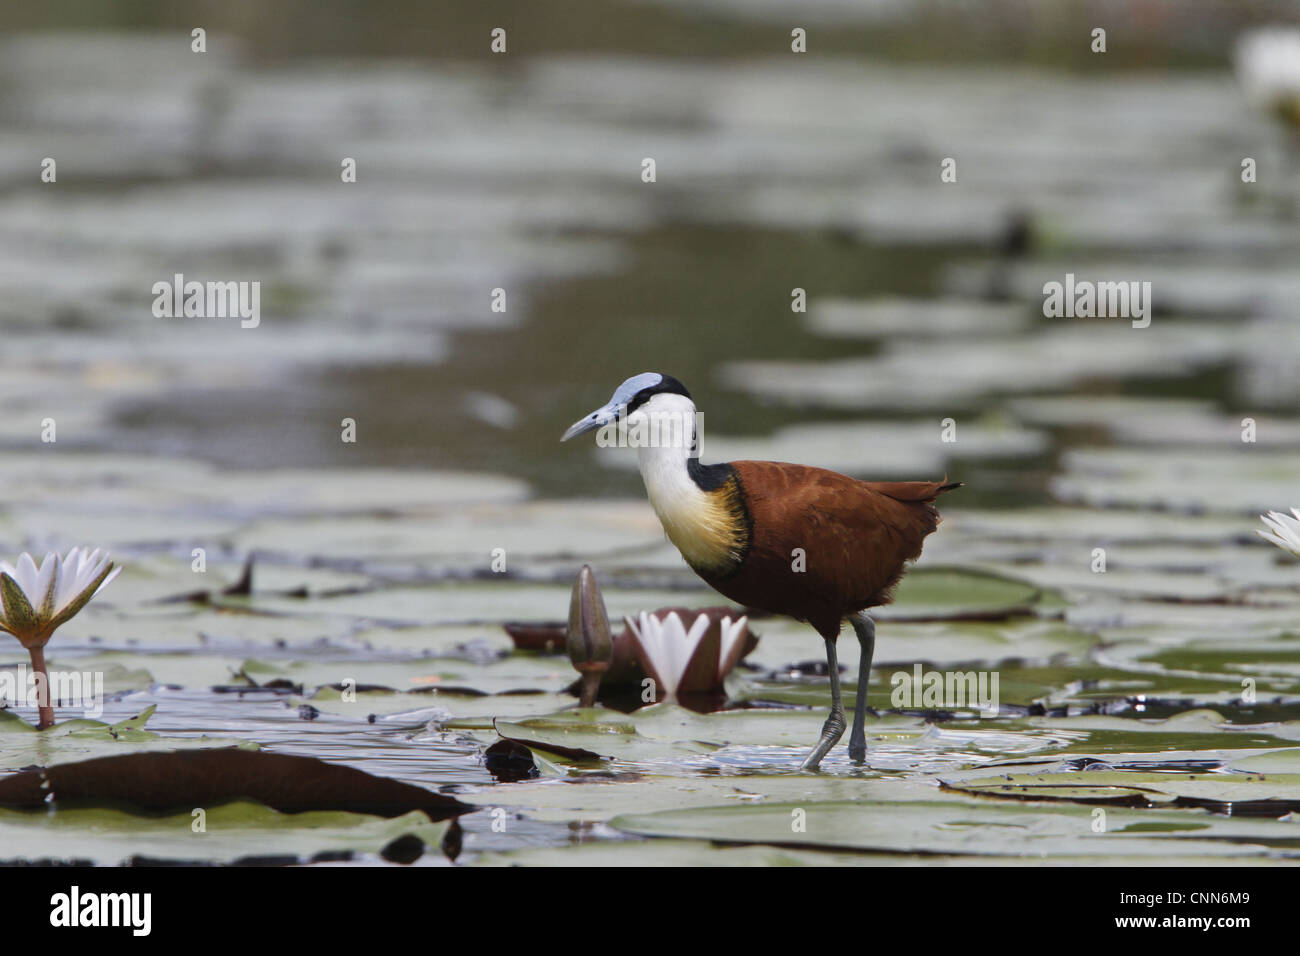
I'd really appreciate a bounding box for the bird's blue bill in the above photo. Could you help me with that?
[561,403,621,441]
[560,372,665,441]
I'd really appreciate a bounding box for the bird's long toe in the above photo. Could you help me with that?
[800,707,846,771]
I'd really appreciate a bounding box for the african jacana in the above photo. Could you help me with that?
[562,372,960,771]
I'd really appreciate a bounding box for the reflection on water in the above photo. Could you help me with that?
[2,27,1295,504]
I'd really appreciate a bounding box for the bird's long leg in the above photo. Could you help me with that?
[848,612,876,762]
[800,637,846,772]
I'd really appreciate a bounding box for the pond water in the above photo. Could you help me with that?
[0,9,1298,864]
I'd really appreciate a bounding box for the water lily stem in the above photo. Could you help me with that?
[28,645,53,730]
[578,671,602,709]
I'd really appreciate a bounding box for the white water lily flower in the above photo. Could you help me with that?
[0,547,121,649]
[1258,509,1300,559]
[625,611,748,702]
[1235,29,1300,126]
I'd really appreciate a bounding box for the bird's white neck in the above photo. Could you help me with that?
[630,394,740,572]
[630,393,701,506]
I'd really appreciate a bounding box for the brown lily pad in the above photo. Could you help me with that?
[0,747,475,820]
[503,622,570,654]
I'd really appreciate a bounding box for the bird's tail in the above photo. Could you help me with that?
[866,478,963,503]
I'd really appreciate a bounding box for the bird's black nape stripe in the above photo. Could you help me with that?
[625,373,692,413]
[654,374,691,399]
[687,458,734,492]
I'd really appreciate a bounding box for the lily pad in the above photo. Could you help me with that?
[0,801,452,866]
[0,746,475,819]
[1054,447,1300,515]
[482,710,719,768]
[611,800,1300,858]
[941,767,1300,816]
[0,705,250,770]
[806,297,1029,340]
[881,566,1057,621]
[469,838,885,867]
[1003,710,1300,755]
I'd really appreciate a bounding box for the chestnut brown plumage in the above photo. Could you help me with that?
[562,372,960,770]
[701,463,958,640]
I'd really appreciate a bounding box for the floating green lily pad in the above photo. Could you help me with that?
[0,705,253,770]
[611,800,1300,858]
[0,801,451,866]
[484,710,719,768]
[942,768,1300,814]
[881,566,1059,620]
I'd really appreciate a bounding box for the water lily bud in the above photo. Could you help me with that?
[567,565,612,707]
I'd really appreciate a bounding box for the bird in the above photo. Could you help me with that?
[562,372,960,771]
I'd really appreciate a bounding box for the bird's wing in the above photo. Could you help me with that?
[732,461,952,615]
